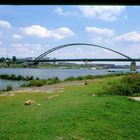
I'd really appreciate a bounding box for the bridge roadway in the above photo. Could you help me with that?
[22,58,140,62]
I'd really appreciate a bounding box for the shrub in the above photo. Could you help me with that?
[6,85,13,91]
[17,75,23,80]
[64,76,75,81]
[94,75,103,78]
[84,81,88,85]
[47,77,60,85]
[122,74,140,84]
[29,76,34,80]
[27,79,46,87]
[76,76,84,80]
[107,82,133,96]
[36,77,40,80]
[98,74,140,96]
[84,75,94,79]
[0,74,35,81]
[25,76,30,81]
[10,74,17,80]
[0,74,8,79]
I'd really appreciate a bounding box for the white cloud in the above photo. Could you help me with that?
[21,25,74,40]
[79,6,125,22]
[12,43,31,50]
[85,26,115,45]
[85,27,140,60]
[12,34,22,40]
[0,41,3,45]
[115,31,140,42]
[32,44,42,50]
[54,7,77,16]
[12,43,44,57]
[0,20,12,29]
[54,7,64,15]
[86,27,114,37]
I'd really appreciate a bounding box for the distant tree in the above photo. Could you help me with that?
[6,57,11,61]
[12,56,17,61]
[6,61,10,66]
[0,57,5,62]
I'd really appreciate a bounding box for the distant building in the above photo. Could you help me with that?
[23,57,35,60]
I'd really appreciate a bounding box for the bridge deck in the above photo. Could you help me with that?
[21,58,140,62]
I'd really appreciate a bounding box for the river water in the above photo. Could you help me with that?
[0,68,139,90]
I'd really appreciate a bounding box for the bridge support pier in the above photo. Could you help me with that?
[130,61,136,71]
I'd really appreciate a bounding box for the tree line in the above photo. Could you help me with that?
[0,56,17,62]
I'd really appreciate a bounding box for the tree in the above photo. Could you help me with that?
[0,57,5,62]
[12,56,17,61]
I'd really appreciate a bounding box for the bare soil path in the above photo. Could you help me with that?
[129,97,140,101]
[0,80,91,96]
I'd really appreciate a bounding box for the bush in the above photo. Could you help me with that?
[6,85,13,91]
[64,76,75,81]
[29,76,34,80]
[84,75,94,79]
[25,76,30,81]
[36,77,40,80]
[10,74,16,80]
[27,79,46,87]
[47,77,60,85]
[17,75,23,80]
[0,74,8,79]
[21,77,60,87]
[98,74,140,96]
[76,76,84,80]
[122,74,140,84]
[0,74,35,81]
[107,82,133,96]
[84,81,88,85]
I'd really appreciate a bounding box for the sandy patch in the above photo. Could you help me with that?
[129,97,140,101]
[0,79,101,96]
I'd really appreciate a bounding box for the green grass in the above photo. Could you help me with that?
[0,62,27,68]
[0,77,140,140]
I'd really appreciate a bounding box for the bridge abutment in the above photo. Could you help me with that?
[130,61,136,71]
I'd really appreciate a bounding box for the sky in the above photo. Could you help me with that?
[0,5,140,64]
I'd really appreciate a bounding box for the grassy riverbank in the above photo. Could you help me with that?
[0,75,140,139]
[0,72,130,86]
[0,62,27,68]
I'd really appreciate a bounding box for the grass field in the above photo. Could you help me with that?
[0,76,140,140]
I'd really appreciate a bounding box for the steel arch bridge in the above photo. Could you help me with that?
[33,43,133,63]
[16,43,140,71]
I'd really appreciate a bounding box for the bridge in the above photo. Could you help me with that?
[20,43,140,71]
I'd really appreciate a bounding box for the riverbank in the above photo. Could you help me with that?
[0,79,99,95]
[1,72,140,96]
[0,72,131,92]
[1,75,140,139]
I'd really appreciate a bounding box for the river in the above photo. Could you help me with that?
[0,68,138,90]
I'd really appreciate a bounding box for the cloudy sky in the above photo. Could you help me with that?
[0,5,140,64]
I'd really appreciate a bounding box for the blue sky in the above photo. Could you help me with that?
[0,5,140,64]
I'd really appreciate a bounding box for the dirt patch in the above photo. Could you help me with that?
[1,79,102,95]
[0,91,15,96]
[129,97,140,101]
[13,80,86,94]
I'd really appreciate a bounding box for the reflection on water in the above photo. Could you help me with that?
[0,79,24,90]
